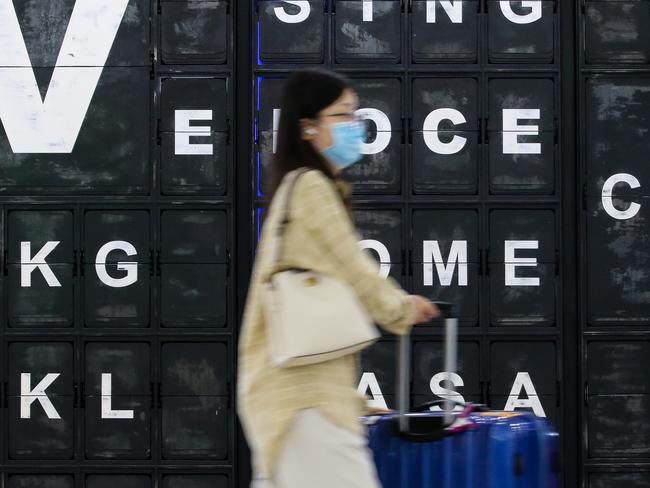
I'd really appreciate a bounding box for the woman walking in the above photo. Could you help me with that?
[237,67,440,488]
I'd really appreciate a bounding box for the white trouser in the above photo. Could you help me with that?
[251,408,383,488]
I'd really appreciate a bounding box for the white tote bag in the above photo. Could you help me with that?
[262,168,380,368]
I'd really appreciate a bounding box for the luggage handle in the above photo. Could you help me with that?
[397,301,458,433]
[389,414,465,443]
[389,402,478,443]
[411,398,489,413]
[429,301,455,317]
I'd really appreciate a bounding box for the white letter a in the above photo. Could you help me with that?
[504,372,546,417]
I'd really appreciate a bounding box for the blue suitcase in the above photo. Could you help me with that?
[363,302,560,488]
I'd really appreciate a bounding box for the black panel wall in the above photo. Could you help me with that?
[0,0,236,486]
[2,0,647,487]
[580,0,650,485]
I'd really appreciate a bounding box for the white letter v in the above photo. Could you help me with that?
[0,0,129,153]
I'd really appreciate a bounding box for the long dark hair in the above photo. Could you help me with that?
[263,67,355,221]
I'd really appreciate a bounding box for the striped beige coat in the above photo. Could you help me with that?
[236,167,417,479]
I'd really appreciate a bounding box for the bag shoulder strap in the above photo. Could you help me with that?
[269,166,314,269]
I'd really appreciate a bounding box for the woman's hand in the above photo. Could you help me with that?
[367,406,393,415]
[408,295,441,324]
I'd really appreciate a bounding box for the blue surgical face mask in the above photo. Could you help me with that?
[322,120,366,169]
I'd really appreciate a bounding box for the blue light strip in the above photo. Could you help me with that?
[257,151,262,197]
[257,207,263,241]
[257,20,263,65]
[256,75,264,197]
